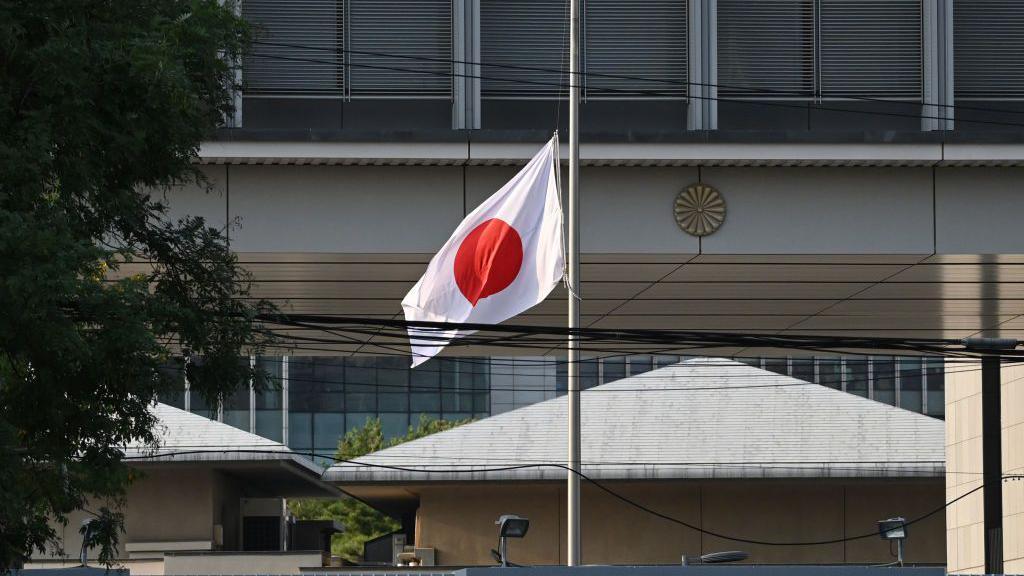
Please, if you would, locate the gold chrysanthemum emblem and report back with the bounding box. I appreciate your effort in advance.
[674,183,726,237]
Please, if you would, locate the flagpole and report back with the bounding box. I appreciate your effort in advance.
[566,0,582,565]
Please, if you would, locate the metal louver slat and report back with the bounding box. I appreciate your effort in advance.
[585,0,686,99]
[718,0,814,98]
[819,0,921,99]
[481,0,569,99]
[349,0,453,98]
[243,0,343,96]
[955,1,1024,99]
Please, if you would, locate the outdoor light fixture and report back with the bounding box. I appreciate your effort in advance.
[495,514,530,567]
[878,517,907,566]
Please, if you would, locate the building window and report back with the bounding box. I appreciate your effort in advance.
[717,0,922,130]
[844,358,869,397]
[898,357,924,413]
[255,357,283,442]
[873,356,896,406]
[925,358,945,417]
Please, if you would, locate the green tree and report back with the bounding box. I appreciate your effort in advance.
[0,0,268,569]
[292,416,471,563]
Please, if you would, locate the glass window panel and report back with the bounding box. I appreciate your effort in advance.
[160,386,186,410]
[255,356,283,392]
[734,356,761,368]
[764,358,788,376]
[473,391,490,413]
[413,412,441,424]
[345,392,375,412]
[926,358,945,417]
[817,358,842,389]
[313,413,344,451]
[899,357,923,413]
[581,359,599,389]
[289,357,343,412]
[439,358,459,391]
[873,357,896,406]
[288,412,312,450]
[411,360,440,390]
[654,355,679,369]
[792,358,814,382]
[380,413,410,441]
[602,357,626,383]
[377,356,408,391]
[472,359,490,390]
[158,360,187,408]
[845,358,869,397]
[346,413,375,433]
[222,376,250,432]
[444,412,472,422]
[411,392,441,412]
[628,355,653,376]
[345,357,376,391]
[255,410,283,442]
[379,392,408,412]
[556,358,567,392]
[189,391,217,420]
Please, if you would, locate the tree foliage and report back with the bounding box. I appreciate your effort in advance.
[0,0,268,569]
[291,416,472,563]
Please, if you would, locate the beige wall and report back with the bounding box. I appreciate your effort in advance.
[1002,362,1024,574]
[125,468,216,547]
[945,360,986,574]
[945,359,1024,574]
[413,479,944,566]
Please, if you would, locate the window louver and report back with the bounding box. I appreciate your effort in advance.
[348,0,453,98]
[955,0,1024,99]
[584,0,687,99]
[819,0,921,98]
[718,0,814,97]
[243,0,344,96]
[481,0,569,99]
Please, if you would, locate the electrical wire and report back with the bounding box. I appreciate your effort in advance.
[247,39,1024,119]
[118,447,1024,547]
[241,50,1024,130]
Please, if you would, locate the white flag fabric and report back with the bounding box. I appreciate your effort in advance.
[402,136,564,367]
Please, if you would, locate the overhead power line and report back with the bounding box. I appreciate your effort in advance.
[248,40,1024,118]
[243,42,1024,129]
[118,447,1024,547]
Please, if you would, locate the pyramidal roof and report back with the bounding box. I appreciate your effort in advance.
[123,403,320,476]
[324,358,944,483]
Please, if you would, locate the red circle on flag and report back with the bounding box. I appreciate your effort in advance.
[454,218,524,306]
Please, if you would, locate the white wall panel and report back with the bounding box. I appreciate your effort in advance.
[227,165,464,252]
[163,165,228,232]
[935,168,1024,254]
[700,167,934,254]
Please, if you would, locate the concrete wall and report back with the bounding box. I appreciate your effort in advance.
[167,165,1024,257]
[413,480,944,566]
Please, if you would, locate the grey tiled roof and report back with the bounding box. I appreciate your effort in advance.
[324,358,944,483]
[123,403,322,477]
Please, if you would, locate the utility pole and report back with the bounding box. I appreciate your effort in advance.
[566,0,582,566]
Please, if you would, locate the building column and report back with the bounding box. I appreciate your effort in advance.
[922,0,954,131]
[687,0,716,130]
[453,0,481,130]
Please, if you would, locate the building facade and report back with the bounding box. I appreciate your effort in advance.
[150,0,1024,570]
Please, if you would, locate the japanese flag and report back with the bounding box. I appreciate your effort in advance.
[402,136,564,367]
